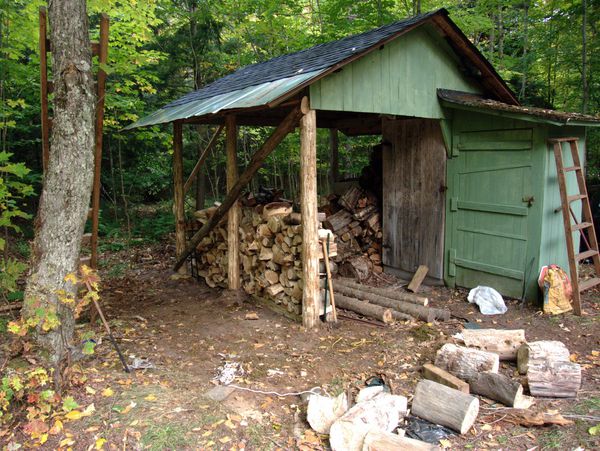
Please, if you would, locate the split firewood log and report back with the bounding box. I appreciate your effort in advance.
[527,360,581,398]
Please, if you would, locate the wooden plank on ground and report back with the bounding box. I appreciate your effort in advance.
[408,265,429,292]
[422,363,470,393]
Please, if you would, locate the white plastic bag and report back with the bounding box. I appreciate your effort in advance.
[467,286,507,315]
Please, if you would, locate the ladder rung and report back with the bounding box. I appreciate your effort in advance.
[79,256,92,267]
[564,166,581,172]
[549,137,580,143]
[576,249,599,261]
[567,194,587,203]
[579,277,600,292]
[571,222,593,231]
[87,208,94,219]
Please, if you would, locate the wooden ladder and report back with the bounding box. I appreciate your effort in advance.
[549,137,600,315]
[40,7,109,269]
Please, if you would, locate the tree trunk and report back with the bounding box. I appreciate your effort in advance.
[581,0,588,114]
[24,0,95,371]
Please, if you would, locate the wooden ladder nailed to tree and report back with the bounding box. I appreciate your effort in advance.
[549,137,600,315]
[39,7,109,269]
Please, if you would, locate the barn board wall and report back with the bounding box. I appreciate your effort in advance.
[539,127,585,274]
[382,118,447,279]
[309,25,482,119]
[445,111,547,301]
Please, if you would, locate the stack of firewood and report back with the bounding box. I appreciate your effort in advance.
[323,186,383,278]
[193,202,336,316]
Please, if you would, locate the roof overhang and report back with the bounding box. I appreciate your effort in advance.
[438,89,600,127]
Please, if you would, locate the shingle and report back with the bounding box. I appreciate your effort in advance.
[165,10,442,109]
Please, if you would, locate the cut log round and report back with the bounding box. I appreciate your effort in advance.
[527,360,581,398]
[333,281,448,322]
[469,372,524,407]
[517,341,570,375]
[462,329,526,361]
[335,278,428,306]
[362,430,441,451]
[411,379,479,434]
[434,343,499,382]
[335,294,394,324]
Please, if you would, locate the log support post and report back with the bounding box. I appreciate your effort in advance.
[173,122,187,273]
[300,102,320,328]
[226,115,240,290]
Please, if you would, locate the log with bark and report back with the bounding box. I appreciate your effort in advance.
[411,380,479,434]
[434,343,499,382]
[462,329,526,361]
[527,360,581,398]
[335,294,394,324]
[469,372,525,407]
[335,278,428,306]
[332,281,449,322]
[517,341,571,375]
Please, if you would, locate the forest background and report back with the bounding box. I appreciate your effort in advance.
[1,0,599,281]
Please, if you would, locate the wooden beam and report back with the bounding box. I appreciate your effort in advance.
[173,105,304,271]
[90,13,109,269]
[39,7,50,173]
[184,124,224,194]
[173,122,186,272]
[226,116,240,290]
[300,104,320,329]
[329,128,339,189]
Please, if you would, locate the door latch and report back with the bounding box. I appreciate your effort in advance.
[522,195,535,207]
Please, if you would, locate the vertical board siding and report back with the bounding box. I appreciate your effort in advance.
[539,129,585,272]
[382,118,447,279]
[310,26,481,118]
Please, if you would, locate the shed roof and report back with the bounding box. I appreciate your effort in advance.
[125,9,517,130]
[438,89,600,127]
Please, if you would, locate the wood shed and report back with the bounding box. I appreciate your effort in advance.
[126,8,600,325]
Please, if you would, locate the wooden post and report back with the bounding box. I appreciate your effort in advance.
[173,122,186,273]
[300,101,320,328]
[329,128,339,190]
[173,105,303,271]
[90,13,109,269]
[226,115,240,290]
[39,7,50,172]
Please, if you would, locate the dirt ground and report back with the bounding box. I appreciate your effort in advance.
[3,242,600,450]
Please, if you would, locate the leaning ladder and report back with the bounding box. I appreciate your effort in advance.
[549,137,600,315]
[39,7,109,269]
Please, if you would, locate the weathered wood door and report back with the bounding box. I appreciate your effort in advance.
[382,118,447,280]
[445,128,535,298]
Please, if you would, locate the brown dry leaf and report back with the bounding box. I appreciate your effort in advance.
[245,312,259,320]
[219,436,231,444]
[509,410,573,427]
[260,397,273,409]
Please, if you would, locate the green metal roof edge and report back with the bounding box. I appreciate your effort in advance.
[439,99,600,128]
[123,69,324,131]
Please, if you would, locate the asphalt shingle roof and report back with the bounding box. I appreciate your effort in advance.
[165,10,441,109]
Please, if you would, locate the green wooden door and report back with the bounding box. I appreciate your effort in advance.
[446,129,536,298]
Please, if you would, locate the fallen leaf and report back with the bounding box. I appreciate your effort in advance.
[39,433,48,445]
[59,437,75,447]
[120,401,137,415]
[144,394,157,401]
[219,436,231,444]
[590,425,600,436]
[85,386,97,395]
[95,437,107,450]
[49,419,63,435]
[101,388,114,397]
[245,312,259,320]
[65,410,83,421]
[439,439,452,449]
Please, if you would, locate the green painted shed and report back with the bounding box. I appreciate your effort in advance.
[128,8,600,312]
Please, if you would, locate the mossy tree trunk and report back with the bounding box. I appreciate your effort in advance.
[24,0,95,375]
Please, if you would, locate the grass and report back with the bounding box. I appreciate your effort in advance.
[106,262,129,279]
[538,429,565,449]
[328,376,345,396]
[142,423,190,451]
[572,396,600,414]
[246,422,274,450]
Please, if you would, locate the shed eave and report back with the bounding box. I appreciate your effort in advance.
[439,99,600,127]
[123,69,324,131]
